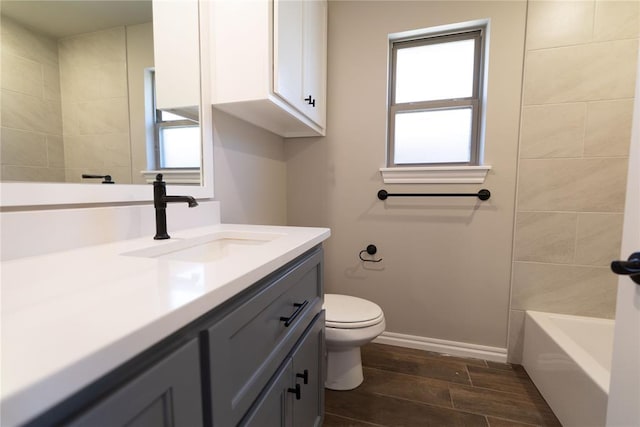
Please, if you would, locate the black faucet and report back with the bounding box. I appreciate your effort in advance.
[153,174,198,240]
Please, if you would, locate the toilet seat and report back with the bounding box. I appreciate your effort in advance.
[324,294,384,329]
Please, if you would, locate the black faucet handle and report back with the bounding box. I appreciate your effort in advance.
[155,173,164,183]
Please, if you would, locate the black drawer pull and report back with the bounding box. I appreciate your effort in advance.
[279,300,309,327]
[288,384,301,400]
[296,369,309,384]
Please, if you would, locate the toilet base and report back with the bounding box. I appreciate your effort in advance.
[325,347,363,390]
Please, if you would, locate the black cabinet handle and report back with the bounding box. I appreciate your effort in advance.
[611,252,640,285]
[296,369,309,385]
[288,384,301,400]
[304,96,316,107]
[279,300,309,327]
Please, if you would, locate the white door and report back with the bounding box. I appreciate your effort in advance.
[606,48,640,426]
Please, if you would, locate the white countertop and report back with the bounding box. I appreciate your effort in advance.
[0,224,330,426]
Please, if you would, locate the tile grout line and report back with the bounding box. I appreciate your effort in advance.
[324,410,386,427]
[361,368,550,423]
[364,388,460,413]
[447,385,557,426]
[363,358,548,400]
[364,349,490,368]
[362,364,474,387]
[357,374,554,421]
[465,363,474,387]
[449,385,457,410]
[355,345,561,425]
[487,414,546,427]
[362,387,548,427]
[363,389,507,423]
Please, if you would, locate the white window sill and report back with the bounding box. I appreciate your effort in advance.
[141,169,201,185]
[379,165,491,184]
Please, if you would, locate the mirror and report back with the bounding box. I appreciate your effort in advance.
[0,0,212,204]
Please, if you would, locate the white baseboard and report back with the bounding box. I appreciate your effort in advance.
[373,331,508,363]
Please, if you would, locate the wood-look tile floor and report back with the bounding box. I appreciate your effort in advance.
[324,343,561,427]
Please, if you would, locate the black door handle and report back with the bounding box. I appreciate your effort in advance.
[611,252,640,285]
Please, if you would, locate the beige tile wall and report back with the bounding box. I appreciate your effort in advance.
[58,27,133,184]
[1,16,65,182]
[508,0,639,362]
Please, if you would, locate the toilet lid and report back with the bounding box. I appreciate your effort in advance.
[323,294,384,329]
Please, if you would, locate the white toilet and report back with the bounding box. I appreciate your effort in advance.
[323,294,386,390]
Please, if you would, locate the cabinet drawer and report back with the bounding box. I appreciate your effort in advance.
[207,248,323,426]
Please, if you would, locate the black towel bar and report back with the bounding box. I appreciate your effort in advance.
[82,174,114,184]
[377,189,490,201]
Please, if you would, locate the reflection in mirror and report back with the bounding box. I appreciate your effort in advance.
[0,0,201,186]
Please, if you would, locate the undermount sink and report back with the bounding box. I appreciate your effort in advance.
[123,231,285,263]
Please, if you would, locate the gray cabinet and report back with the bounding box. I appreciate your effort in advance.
[241,360,293,427]
[27,247,324,427]
[207,247,324,426]
[67,338,203,427]
[291,313,324,427]
[240,313,324,427]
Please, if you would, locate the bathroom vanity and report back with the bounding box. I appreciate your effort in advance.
[0,224,330,426]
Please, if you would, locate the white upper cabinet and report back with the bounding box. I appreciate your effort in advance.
[210,0,327,137]
[301,0,327,126]
[273,0,304,115]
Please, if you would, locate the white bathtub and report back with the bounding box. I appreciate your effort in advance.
[522,311,614,427]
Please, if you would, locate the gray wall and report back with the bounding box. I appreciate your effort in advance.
[286,1,527,350]
[213,110,287,225]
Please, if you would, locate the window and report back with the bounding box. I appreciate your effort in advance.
[150,71,201,170]
[388,28,485,167]
[154,109,200,169]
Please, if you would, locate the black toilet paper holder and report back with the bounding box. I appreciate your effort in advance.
[359,244,383,263]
